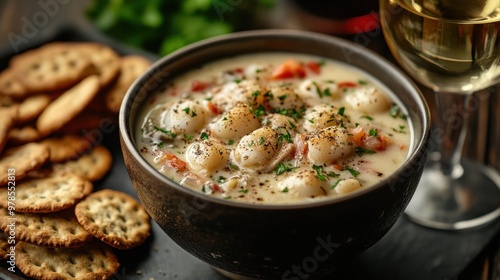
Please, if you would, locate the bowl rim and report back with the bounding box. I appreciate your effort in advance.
[119,29,431,210]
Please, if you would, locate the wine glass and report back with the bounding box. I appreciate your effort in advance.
[379,0,500,230]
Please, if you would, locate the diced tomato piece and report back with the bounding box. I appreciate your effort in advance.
[271,59,306,80]
[306,61,321,74]
[338,81,358,89]
[165,153,187,172]
[207,102,221,115]
[333,164,344,171]
[191,80,209,92]
[234,67,244,73]
[349,126,365,146]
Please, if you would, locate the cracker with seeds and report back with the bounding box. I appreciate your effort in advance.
[15,94,52,124]
[16,241,119,280]
[0,208,94,248]
[10,43,93,93]
[0,142,49,186]
[41,134,93,163]
[54,145,112,181]
[72,42,121,88]
[75,189,151,249]
[0,68,27,98]
[0,173,88,212]
[105,55,152,112]
[0,105,18,154]
[36,75,100,136]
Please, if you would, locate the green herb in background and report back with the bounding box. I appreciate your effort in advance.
[87,0,274,56]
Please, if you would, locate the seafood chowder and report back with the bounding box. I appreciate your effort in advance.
[136,53,412,204]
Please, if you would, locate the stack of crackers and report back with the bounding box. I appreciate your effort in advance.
[0,42,153,279]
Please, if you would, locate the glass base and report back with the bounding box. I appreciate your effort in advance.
[405,159,500,230]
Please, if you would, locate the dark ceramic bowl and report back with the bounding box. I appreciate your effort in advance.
[119,30,431,279]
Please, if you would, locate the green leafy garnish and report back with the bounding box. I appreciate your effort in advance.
[275,163,295,175]
[259,136,266,145]
[183,134,194,141]
[390,105,407,120]
[331,179,342,189]
[182,107,190,114]
[344,166,361,177]
[369,129,378,137]
[154,126,177,138]
[217,176,226,183]
[355,147,377,156]
[156,141,165,148]
[281,187,289,193]
[253,104,266,117]
[239,189,249,194]
[200,132,209,140]
[361,115,374,121]
[228,139,235,145]
[312,165,327,181]
[337,106,345,116]
[278,130,293,144]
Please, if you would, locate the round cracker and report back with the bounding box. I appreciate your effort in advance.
[10,43,93,93]
[105,55,152,112]
[41,134,93,163]
[0,208,94,248]
[36,75,100,136]
[16,241,119,280]
[54,145,112,181]
[0,173,87,213]
[0,68,27,98]
[75,189,151,249]
[72,42,121,88]
[0,142,49,186]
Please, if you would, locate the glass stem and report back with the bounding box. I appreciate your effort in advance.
[434,91,471,178]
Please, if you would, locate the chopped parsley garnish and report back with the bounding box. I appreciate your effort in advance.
[191,110,197,117]
[312,165,327,181]
[281,187,289,193]
[331,179,342,189]
[217,176,227,183]
[313,82,323,98]
[183,134,194,141]
[358,79,368,85]
[275,163,295,175]
[390,105,408,120]
[278,130,293,144]
[239,189,249,194]
[228,139,235,145]
[361,115,374,121]
[251,90,261,98]
[201,185,206,193]
[153,126,177,138]
[263,91,273,101]
[337,106,345,116]
[156,141,165,148]
[234,79,242,83]
[259,136,266,145]
[328,171,340,178]
[253,104,266,117]
[182,107,190,114]
[323,88,332,97]
[308,119,315,123]
[392,125,407,134]
[288,120,296,129]
[201,132,209,140]
[344,166,361,177]
[355,147,377,156]
[278,94,288,101]
[228,162,239,170]
[205,97,213,101]
[369,129,378,137]
[224,196,232,200]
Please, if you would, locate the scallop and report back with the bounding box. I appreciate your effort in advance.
[345,86,390,113]
[211,103,261,140]
[186,139,229,176]
[211,80,267,112]
[334,179,362,194]
[298,79,339,106]
[267,86,305,113]
[302,104,349,133]
[307,126,354,164]
[262,114,297,131]
[233,127,281,171]
[278,170,327,198]
[161,99,207,135]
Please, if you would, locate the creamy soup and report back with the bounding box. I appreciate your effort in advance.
[135,53,412,204]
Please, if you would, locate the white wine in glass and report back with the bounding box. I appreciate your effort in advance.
[380,0,500,229]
